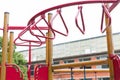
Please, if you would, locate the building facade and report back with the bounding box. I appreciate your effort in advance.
[19,32,120,80]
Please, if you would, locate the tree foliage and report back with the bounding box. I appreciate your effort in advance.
[0,37,2,50]
[13,52,28,80]
[0,36,27,80]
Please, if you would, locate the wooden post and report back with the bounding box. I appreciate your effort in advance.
[46,13,53,80]
[105,4,114,80]
[8,32,14,63]
[0,12,9,80]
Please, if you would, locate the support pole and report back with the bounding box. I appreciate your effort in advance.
[0,12,9,80]
[70,68,74,80]
[46,13,53,80]
[8,32,14,63]
[84,66,86,80]
[46,33,49,64]
[28,42,31,80]
[105,4,114,80]
[29,42,31,65]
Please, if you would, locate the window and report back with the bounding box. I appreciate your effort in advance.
[80,66,91,69]
[80,78,92,80]
[79,57,91,62]
[102,64,109,68]
[53,61,60,65]
[79,57,91,69]
[96,55,107,60]
[27,64,34,75]
[64,59,74,63]
[96,56,108,69]
[98,77,110,80]
[30,64,34,75]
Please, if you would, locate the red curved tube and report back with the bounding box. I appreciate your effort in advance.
[6,64,24,80]
[101,4,111,33]
[14,26,44,46]
[75,6,85,34]
[51,9,69,36]
[29,15,56,39]
[14,37,44,46]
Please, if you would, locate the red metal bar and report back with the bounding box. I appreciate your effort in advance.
[109,0,120,12]
[14,40,45,46]
[8,26,48,30]
[0,28,3,30]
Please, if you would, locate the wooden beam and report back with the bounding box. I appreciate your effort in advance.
[52,59,108,69]
[54,69,109,73]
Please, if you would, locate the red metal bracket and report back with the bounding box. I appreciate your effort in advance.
[110,54,120,80]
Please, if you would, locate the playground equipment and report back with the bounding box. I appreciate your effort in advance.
[110,54,120,80]
[0,12,24,80]
[0,64,23,80]
[0,0,120,80]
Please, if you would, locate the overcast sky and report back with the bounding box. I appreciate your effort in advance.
[0,0,120,51]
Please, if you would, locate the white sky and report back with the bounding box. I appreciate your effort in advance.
[0,0,120,51]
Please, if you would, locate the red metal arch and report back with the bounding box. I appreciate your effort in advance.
[26,0,120,36]
[14,0,120,47]
[28,0,119,24]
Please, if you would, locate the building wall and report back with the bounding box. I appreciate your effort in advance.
[30,53,111,80]
[19,32,120,80]
[20,32,120,62]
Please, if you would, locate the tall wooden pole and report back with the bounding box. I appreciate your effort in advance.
[0,12,9,80]
[105,4,114,80]
[46,13,53,80]
[8,32,14,63]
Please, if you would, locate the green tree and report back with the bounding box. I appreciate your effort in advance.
[0,37,2,50]
[13,52,28,80]
[0,36,27,80]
